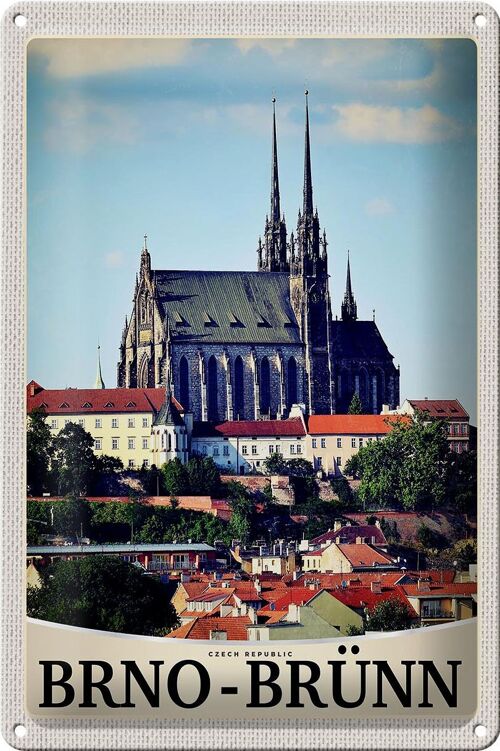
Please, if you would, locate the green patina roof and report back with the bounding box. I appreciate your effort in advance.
[154,270,301,345]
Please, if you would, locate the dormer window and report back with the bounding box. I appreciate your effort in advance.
[126,401,136,408]
[104,402,114,408]
[256,314,271,328]
[203,312,218,327]
[82,402,92,408]
[59,402,70,409]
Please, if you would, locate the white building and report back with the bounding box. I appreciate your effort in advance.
[191,411,307,475]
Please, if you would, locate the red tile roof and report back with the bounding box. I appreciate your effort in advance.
[193,417,305,438]
[407,399,469,419]
[311,525,387,547]
[166,616,251,640]
[26,382,183,415]
[266,587,319,610]
[307,414,410,435]
[330,586,417,617]
[401,582,477,597]
[291,571,406,588]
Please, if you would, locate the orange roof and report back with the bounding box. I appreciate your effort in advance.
[338,543,396,568]
[261,611,288,624]
[307,414,410,435]
[166,616,251,640]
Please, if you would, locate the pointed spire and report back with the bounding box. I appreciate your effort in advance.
[303,90,313,217]
[94,344,105,389]
[341,251,358,322]
[270,97,281,223]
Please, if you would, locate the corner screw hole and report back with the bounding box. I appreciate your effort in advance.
[474,13,487,27]
[14,14,27,27]
[474,725,487,738]
[14,725,26,738]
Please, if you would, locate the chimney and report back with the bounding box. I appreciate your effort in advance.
[371,536,376,544]
[417,579,431,592]
[381,404,389,414]
[287,603,300,622]
[375,520,381,529]
[254,579,261,594]
[292,570,298,581]
[29,382,36,397]
[355,536,363,545]
[248,606,257,624]
[333,520,342,532]
[371,581,381,594]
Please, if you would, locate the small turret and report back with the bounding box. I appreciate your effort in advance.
[341,251,358,322]
[94,344,105,389]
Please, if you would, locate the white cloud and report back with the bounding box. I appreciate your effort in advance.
[29,38,192,78]
[365,198,394,216]
[332,103,462,144]
[235,39,297,56]
[104,251,125,269]
[44,98,139,152]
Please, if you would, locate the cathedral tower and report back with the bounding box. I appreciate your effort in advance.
[290,91,334,414]
[258,99,288,272]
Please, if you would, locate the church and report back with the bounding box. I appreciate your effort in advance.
[117,94,400,422]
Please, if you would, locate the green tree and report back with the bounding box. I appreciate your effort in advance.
[52,423,97,496]
[445,449,477,514]
[186,456,222,495]
[27,408,54,495]
[348,392,363,414]
[449,538,477,570]
[27,556,178,635]
[366,597,414,632]
[263,452,288,475]
[228,509,251,544]
[416,523,446,550]
[52,497,92,539]
[161,459,190,495]
[344,414,450,510]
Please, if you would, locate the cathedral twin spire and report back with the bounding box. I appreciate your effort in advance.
[258,98,288,272]
[258,91,328,276]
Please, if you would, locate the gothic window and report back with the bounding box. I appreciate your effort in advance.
[207,355,219,422]
[260,357,271,415]
[179,356,190,410]
[234,356,245,419]
[138,356,149,388]
[287,357,298,408]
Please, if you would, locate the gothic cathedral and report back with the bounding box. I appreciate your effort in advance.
[117,94,400,422]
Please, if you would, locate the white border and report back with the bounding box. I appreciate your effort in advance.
[1,2,498,749]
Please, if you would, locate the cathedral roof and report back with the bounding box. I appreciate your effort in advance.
[192,417,306,438]
[331,320,394,361]
[154,270,300,345]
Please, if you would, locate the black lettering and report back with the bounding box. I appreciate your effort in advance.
[329,660,369,708]
[286,661,327,708]
[246,661,282,707]
[167,660,210,709]
[39,661,75,708]
[121,661,162,708]
[79,661,122,708]
[372,660,415,707]
[418,661,461,708]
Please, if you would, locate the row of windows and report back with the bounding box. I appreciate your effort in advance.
[199,443,302,457]
[447,423,469,436]
[311,436,376,449]
[94,437,149,451]
[450,441,469,453]
[50,416,150,430]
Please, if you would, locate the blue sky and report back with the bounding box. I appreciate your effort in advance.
[27,38,477,420]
